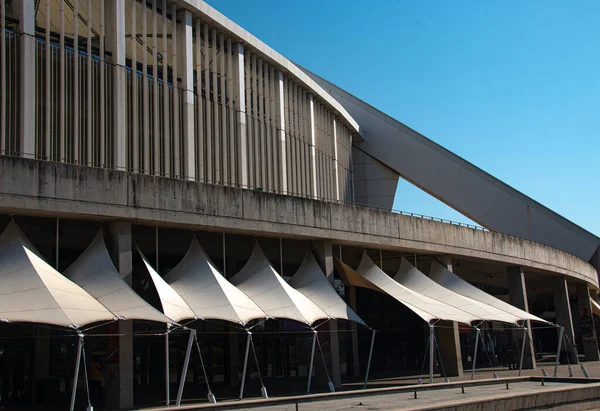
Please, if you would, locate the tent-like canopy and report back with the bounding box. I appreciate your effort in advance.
[288,252,366,326]
[64,232,173,324]
[591,299,600,318]
[230,244,329,325]
[428,260,548,323]
[138,248,197,322]
[164,238,267,326]
[348,253,479,324]
[394,257,521,324]
[0,222,115,328]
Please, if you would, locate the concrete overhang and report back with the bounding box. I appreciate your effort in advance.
[0,156,596,288]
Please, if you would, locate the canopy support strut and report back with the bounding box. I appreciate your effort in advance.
[363,329,376,389]
[165,333,170,406]
[239,331,251,400]
[471,328,480,380]
[176,329,195,406]
[69,334,85,411]
[518,327,528,376]
[554,326,565,377]
[429,324,435,384]
[306,330,317,394]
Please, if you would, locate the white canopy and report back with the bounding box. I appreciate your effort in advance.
[288,252,366,326]
[64,232,173,324]
[394,257,521,325]
[138,248,197,322]
[164,238,267,325]
[591,298,600,318]
[428,260,548,324]
[355,253,478,325]
[230,244,329,325]
[0,222,115,329]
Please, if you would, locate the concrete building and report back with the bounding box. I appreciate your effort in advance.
[0,0,599,409]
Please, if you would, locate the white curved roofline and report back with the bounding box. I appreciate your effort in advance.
[179,0,360,135]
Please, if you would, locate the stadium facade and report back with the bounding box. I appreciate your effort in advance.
[0,0,599,409]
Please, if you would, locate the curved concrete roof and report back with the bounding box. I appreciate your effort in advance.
[177,0,360,135]
[301,68,600,266]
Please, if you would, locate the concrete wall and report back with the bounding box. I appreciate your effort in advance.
[352,147,399,210]
[0,156,596,287]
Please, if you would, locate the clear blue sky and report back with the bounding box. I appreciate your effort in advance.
[205,0,600,236]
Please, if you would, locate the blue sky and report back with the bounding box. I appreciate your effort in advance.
[205,1,600,236]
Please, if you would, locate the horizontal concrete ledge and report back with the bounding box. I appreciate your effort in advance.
[140,377,600,411]
[0,156,596,287]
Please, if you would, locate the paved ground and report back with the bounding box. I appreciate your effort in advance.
[257,381,573,411]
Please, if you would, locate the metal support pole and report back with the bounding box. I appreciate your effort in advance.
[56,218,60,269]
[176,330,195,406]
[239,331,251,400]
[554,326,564,377]
[306,331,317,394]
[471,328,480,380]
[69,335,84,411]
[222,233,226,277]
[429,325,435,384]
[165,333,170,406]
[518,327,527,376]
[363,329,376,389]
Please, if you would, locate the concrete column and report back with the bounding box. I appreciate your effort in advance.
[275,71,287,194]
[347,286,360,377]
[308,94,318,198]
[107,221,134,409]
[553,276,577,363]
[232,43,248,187]
[506,266,536,369]
[435,256,463,377]
[311,241,341,388]
[332,118,340,202]
[177,9,195,180]
[575,283,600,361]
[11,0,35,158]
[105,0,127,170]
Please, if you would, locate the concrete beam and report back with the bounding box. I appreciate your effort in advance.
[311,240,342,388]
[506,266,536,369]
[107,221,133,409]
[575,283,600,361]
[12,0,35,158]
[553,277,577,364]
[177,9,195,180]
[435,256,463,378]
[105,0,127,170]
[232,43,248,187]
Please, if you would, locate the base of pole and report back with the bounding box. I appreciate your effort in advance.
[328,380,335,392]
[581,365,590,378]
[207,392,217,404]
[86,406,94,411]
[493,373,498,379]
[542,368,548,377]
[261,385,269,399]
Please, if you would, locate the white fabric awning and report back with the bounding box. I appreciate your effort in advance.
[64,232,173,324]
[428,261,548,324]
[230,244,329,325]
[0,222,115,329]
[138,247,197,322]
[164,238,267,325]
[288,252,366,326]
[394,257,521,324]
[355,253,478,324]
[591,298,600,317]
